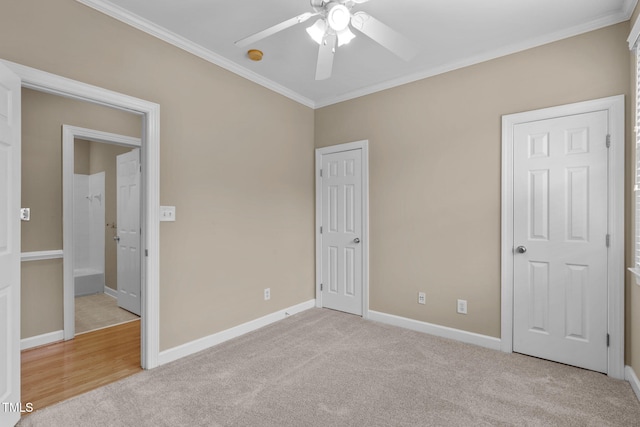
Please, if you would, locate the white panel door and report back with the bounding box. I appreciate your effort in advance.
[0,63,21,427]
[321,149,363,315]
[513,110,608,373]
[116,149,141,316]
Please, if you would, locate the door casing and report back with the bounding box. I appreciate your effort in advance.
[501,95,625,379]
[3,59,161,370]
[315,140,370,318]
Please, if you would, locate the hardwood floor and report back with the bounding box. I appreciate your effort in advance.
[21,320,142,412]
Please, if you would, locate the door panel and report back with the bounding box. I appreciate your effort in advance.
[513,111,608,373]
[321,149,363,315]
[0,62,21,427]
[116,149,141,316]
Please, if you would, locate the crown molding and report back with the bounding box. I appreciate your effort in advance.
[623,0,639,19]
[77,0,633,110]
[75,0,316,108]
[315,10,632,108]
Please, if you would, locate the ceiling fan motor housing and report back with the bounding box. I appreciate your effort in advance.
[236,0,414,80]
[327,3,351,32]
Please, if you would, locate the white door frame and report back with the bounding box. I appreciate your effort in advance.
[3,59,161,369]
[315,140,370,318]
[62,126,142,339]
[501,95,625,379]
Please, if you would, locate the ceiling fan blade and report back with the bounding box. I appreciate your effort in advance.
[235,12,317,47]
[351,12,418,61]
[316,34,337,80]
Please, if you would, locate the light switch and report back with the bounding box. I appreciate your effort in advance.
[160,206,176,222]
[20,208,30,221]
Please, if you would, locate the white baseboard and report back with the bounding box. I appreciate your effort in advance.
[625,365,640,402]
[368,310,502,351]
[21,330,64,351]
[104,286,118,298]
[158,299,316,366]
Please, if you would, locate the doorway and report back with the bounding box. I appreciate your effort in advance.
[1,59,160,424]
[500,96,624,378]
[315,140,370,317]
[62,126,142,339]
[2,58,162,369]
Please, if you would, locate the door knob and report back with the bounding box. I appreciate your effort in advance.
[113,235,120,242]
[353,238,361,244]
[516,245,527,254]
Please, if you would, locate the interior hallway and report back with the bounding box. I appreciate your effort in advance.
[21,320,141,412]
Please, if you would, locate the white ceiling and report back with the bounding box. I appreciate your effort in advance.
[78,0,636,108]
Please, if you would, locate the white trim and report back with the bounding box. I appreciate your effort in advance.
[624,0,639,19]
[76,1,631,109]
[368,310,501,351]
[626,365,640,402]
[501,95,625,380]
[74,0,314,109]
[20,250,63,262]
[21,330,64,351]
[629,6,640,50]
[2,58,161,370]
[63,126,141,147]
[315,140,370,319]
[104,286,118,298]
[158,299,316,366]
[62,126,142,341]
[315,13,633,108]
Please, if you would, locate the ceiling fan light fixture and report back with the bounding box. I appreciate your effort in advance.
[327,4,350,32]
[337,27,355,46]
[306,19,327,45]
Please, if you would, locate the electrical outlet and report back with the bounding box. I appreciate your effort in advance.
[264,288,271,301]
[418,292,426,305]
[457,299,467,314]
[20,208,31,221]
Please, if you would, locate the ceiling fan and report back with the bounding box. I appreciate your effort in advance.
[235,0,418,80]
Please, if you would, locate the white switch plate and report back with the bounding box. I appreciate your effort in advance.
[160,206,176,222]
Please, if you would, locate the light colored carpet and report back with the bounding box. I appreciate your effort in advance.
[19,308,640,426]
[75,293,139,334]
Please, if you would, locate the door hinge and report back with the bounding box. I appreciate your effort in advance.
[606,234,610,247]
[319,169,323,177]
[607,333,610,347]
[140,164,142,172]
[320,283,323,291]
[145,249,148,257]
[320,226,323,234]
[606,134,611,148]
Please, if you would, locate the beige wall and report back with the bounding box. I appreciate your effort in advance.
[21,89,141,339]
[74,139,90,174]
[4,0,315,349]
[316,23,632,339]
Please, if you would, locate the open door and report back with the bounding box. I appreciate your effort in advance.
[0,63,22,426]
[116,148,141,316]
